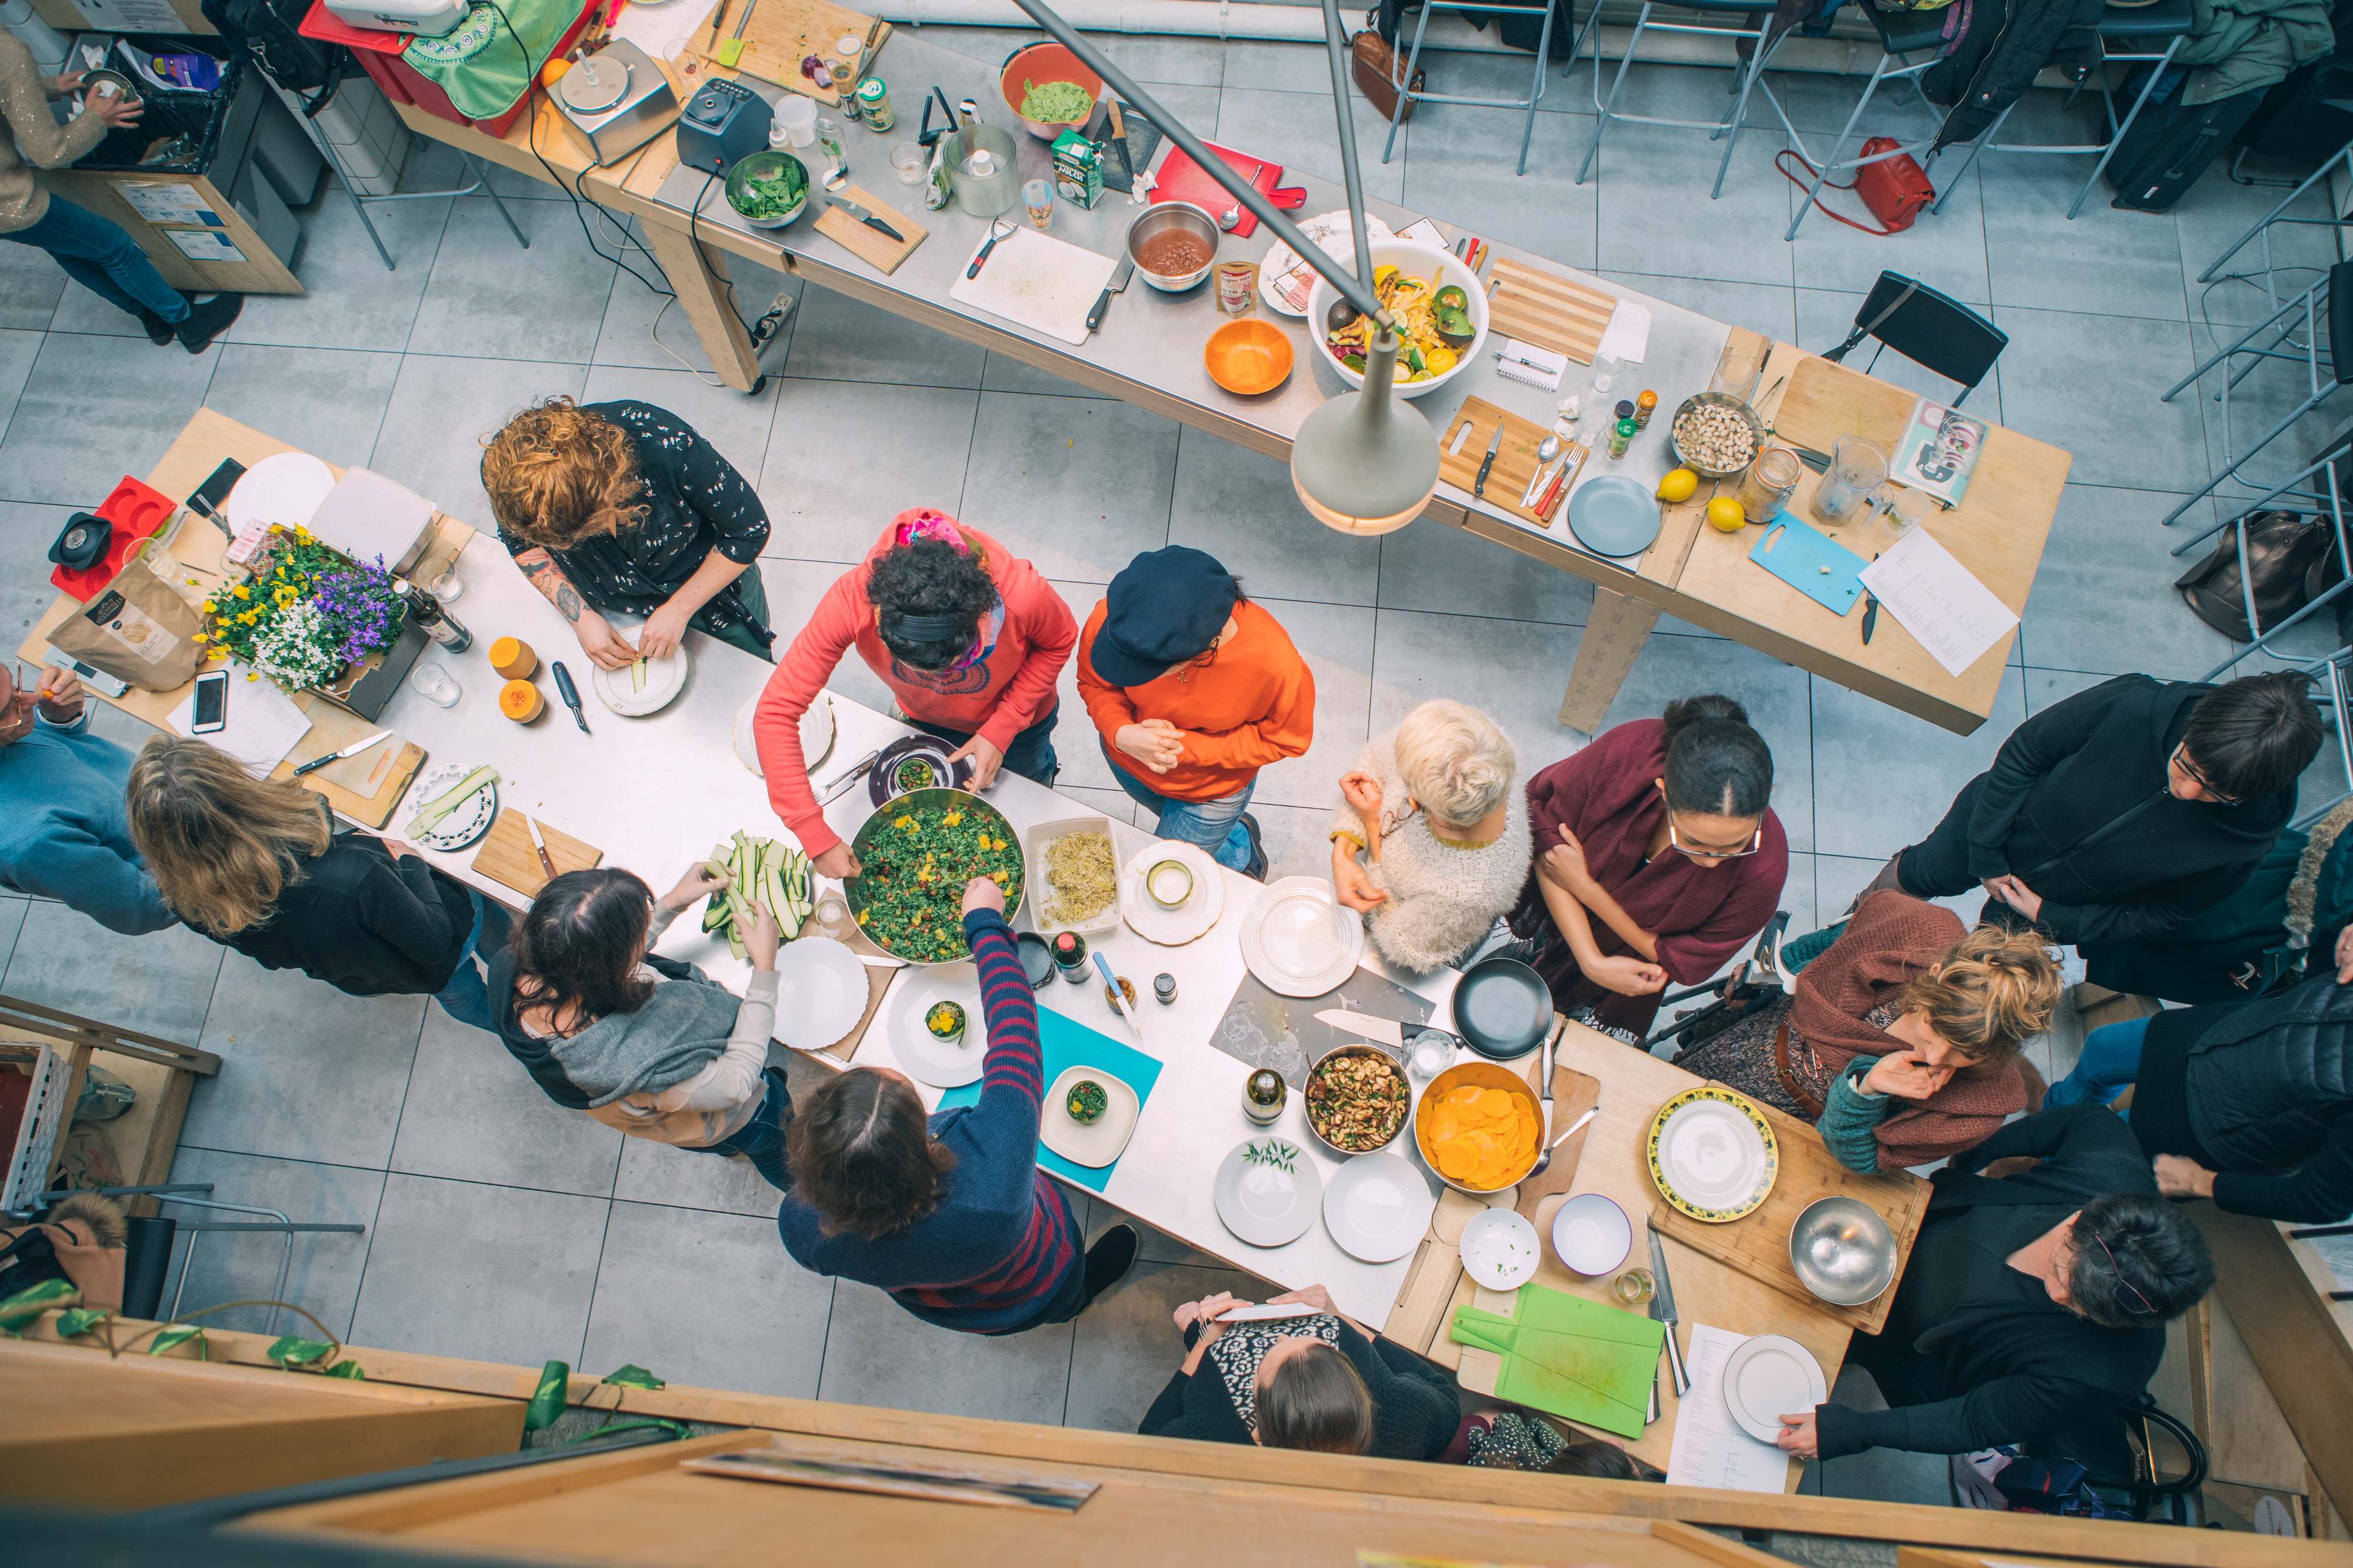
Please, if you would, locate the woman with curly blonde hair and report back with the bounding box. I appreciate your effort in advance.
[481,397,773,665]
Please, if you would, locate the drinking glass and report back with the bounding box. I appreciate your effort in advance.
[1406,1029,1454,1082]
[1612,1267,1655,1307]
[407,660,461,708]
[813,891,855,942]
[425,562,464,603]
[1589,353,1622,395]
[1882,485,1935,536]
[1712,344,1761,401]
[1811,435,1888,526]
[891,141,926,184]
[1022,178,1054,231]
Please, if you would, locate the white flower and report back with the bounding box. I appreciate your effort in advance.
[249,601,342,692]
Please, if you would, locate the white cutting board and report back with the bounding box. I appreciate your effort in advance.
[948,226,1118,347]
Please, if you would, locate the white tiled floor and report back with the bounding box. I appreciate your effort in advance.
[4,31,2348,1502]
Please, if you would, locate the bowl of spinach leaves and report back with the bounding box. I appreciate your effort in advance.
[726,151,809,229]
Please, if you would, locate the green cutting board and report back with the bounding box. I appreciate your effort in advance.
[1450,1287,1665,1438]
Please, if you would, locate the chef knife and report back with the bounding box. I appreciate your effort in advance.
[291,729,392,778]
[1861,551,1882,645]
[1312,1010,1457,1053]
[1648,1225,1691,1397]
[1086,254,1135,335]
[1528,1015,1561,1174]
[830,193,904,242]
[1472,425,1503,498]
[551,661,590,735]
[819,748,881,805]
[524,812,558,881]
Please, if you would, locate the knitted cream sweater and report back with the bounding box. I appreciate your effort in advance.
[1329,733,1534,974]
[0,33,105,232]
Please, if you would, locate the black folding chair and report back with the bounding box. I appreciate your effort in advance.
[1821,271,2007,407]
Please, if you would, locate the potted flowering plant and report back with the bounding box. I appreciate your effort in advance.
[197,524,426,717]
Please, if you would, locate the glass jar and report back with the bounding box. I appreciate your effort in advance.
[1243,1069,1287,1125]
[1735,446,1803,523]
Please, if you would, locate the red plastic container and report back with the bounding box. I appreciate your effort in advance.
[301,0,598,140]
[49,476,178,602]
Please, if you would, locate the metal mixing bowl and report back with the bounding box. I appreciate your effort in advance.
[1668,391,1767,480]
[1415,1060,1544,1195]
[1788,1195,1898,1306]
[1126,201,1219,292]
[1302,1042,1412,1158]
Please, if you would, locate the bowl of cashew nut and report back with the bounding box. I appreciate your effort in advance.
[1669,392,1766,480]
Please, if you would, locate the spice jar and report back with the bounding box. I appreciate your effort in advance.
[1243,1069,1287,1126]
[1735,446,1803,523]
[1634,389,1658,429]
[1606,418,1636,461]
[1153,973,1177,1005]
[1613,399,1635,427]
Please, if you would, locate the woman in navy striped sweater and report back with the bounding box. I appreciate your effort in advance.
[777,875,1138,1333]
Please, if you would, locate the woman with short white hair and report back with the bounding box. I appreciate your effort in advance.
[1329,700,1534,973]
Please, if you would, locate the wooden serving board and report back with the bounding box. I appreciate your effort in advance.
[726,0,884,102]
[1769,353,1911,456]
[1513,1060,1602,1225]
[269,701,424,831]
[812,186,926,275]
[1647,1090,1932,1336]
[469,809,604,899]
[1486,258,1618,366]
[1438,398,1585,529]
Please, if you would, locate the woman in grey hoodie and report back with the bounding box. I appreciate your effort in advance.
[486,865,790,1192]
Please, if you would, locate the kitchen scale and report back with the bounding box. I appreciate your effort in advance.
[552,40,679,168]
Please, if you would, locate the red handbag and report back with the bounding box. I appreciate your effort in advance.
[1777,139,1935,235]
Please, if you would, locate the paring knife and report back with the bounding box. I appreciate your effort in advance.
[524,812,558,881]
[1861,551,1882,645]
[1086,253,1135,335]
[1528,1015,1561,1173]
[1472,425,1503,498]
[1648,1226,1691,1397]
[551,661,590,735]
[819,748,881,805]
[831,193,903,242]
[291,729,391,778]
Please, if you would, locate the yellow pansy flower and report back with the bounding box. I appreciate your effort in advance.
[233,585,250,600]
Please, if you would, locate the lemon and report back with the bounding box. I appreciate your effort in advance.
[1655,467,1700,504]
[1706,497,1747,533]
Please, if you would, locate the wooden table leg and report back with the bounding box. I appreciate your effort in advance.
[635,221,764,393]
[1559,587,1660,732]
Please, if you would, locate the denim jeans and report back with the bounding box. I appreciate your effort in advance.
[702,1066,794,1193]
[908,702,1061,788]
[2045,1013,2149,1112]
[431,892,513,1033]
[4,196,189,323]
[1101,743,1260,873]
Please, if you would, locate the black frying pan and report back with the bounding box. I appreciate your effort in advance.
[1449,955,1553,1060]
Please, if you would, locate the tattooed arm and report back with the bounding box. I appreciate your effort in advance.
[513,548,634,671]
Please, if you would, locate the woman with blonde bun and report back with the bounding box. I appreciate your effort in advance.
[1675,889,2061,1173]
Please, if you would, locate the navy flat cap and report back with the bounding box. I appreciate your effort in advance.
[1086,546,1239,688]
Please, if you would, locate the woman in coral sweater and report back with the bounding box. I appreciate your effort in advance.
[1075,547,1314,879]
[754,510,1075,879]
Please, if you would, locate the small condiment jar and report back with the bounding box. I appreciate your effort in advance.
[1634,389,1658,429]
[1613,398,1635,427]
[1606,418,1637,461]
[1153,972,1177,1005]
[1242,1069,1287,1126]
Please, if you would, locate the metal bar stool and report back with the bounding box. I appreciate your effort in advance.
[1775,4,1949,242]
[2159,260,2350,524]
[2196,132,2353,310]
[45,1182,366,1336]
[2168,426,2353,680]
[1926,0,2195,221]
[1379,0,1558,175]
[288,93,531,271]
[1567,0,1782,196]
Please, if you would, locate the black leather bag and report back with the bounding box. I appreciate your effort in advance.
[2174,510,2334,642]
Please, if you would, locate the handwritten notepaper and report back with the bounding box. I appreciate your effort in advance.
[1665,1325,1790,1494]
[1858,526,2019,677]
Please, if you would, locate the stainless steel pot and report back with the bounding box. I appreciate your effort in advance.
[1125,201,1218,292]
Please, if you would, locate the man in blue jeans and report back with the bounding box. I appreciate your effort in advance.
[1,42,242,351]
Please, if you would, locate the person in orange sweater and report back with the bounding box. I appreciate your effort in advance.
[754,510,1075,879]
[1075,547,1314,880]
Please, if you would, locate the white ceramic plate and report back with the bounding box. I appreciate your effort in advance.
[406,762,496,852]
[1041,1065,1139,1169]
[1238,876,1364,998]
[1258,210,1392,316]
[1459,1206,1542,1290]
[1321,1152,1436,1263]
[884,963,985,1087]
[1719,1333,1827,1445]
[1213,1136,1322,1249]
[1118,840,1224,946]
[770,936,868,1049]
[1549,1192,1632,1276]
[224,451,335,539]
[1657,1096,1775,1212]
[733,692,833,776]
[591,628,688,718]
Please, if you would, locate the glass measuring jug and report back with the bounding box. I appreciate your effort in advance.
[1810,436,1887,526]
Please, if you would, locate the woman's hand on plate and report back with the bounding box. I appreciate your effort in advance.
[948,733,1005,791]
[1774,1411,1819,1459]
[573,609,636,671]
[636,600,693,661]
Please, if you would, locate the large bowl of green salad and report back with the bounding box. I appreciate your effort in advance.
[845,788,1027,964]
[725,151,809,229]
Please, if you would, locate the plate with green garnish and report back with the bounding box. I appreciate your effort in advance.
[1042,1066,1138,1167]
[1214,1136,1321,1248]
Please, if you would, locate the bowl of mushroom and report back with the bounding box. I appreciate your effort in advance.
[1669,392,1766,481]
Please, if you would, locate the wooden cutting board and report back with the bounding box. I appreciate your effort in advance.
[1486,258,1618,366]
[1513,1060,1603,1224]
[269,700,424,831]
[725,0,884,102]
[1769,354,1911,456]
[1647,1090,1932,1336]
[469,809,604,899]
[1438,398,1586,528]
[812,185,926,275]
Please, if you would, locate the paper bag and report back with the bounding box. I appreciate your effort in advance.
[48,553,204,690]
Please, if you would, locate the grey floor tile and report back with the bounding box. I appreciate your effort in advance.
[1081,1193,1232,1272]
[1402,48,1582,116]
[181,952,426,1169]
[982,349,1114,400]
[582,363,779,485]
[955,391,1177,582]
[0,499,76,648]
[371,353,588,531]
[1793,288,1998,422]
[1814,850,1980,926]
[2172,166,2342,329]
[1374,513,1595,626]
[225,195,453,353]
[47,273,145,336]
[1064,1259,1263,1433]
[1094,33,1231,88]
[1168,426,1381,606]
[0,328,36,448]
[581,1201,833,1397]
[0,331,218,505]
[389,1006,622,1197]
[1979,155,2187,325]
[2020,666,2109,715]
[0,241,65,331]
[1250,598,1375,809]
[409,198,617,363]
[759,379,981,564]
[1990,305,2205,493]
[1595,126,1793,288]
[1789,163,1991,308]
[159,1147,385,1339]
[0,896,26,978]
[2,899,223,1042]
[348,1173,608,1366]
[594,241,798,375]
[1808,665,2026,861]
[2018,483,2235,680]
[816,1278,1075,1423]
[612,1124,790,1218]
[1060,784,1139,826]
[784,286,985,389]
[1406,108,1600,268]
[1601,271,1797,346]
[1368,606,1585,769]
[1249,799,1341,882]
[1219,41,1340,95]
[1217,87,1406,206]
[201,344,400,471]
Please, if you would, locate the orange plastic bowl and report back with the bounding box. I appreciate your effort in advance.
[1204,318,1294,396]
[1000,41,1102,139]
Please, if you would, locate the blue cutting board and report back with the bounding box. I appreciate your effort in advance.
[1748,516,1867,613]
[938,1006,1163,1193]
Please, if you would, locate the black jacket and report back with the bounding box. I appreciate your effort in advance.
[1138,1318,1462,1460]
[1921,0,2105,149]
[1960,674,2291,945]
[2140,976,2353,1223]
[1815,1107,2170,1462]
[223,832,476,997]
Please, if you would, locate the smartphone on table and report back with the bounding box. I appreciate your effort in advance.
[191,669,229,734]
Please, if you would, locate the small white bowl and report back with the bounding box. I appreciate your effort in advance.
[1549,1192,1632,1276]
[1459,1207,1542,1291]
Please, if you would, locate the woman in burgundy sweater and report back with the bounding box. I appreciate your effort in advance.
[1507,696,1788,1042]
